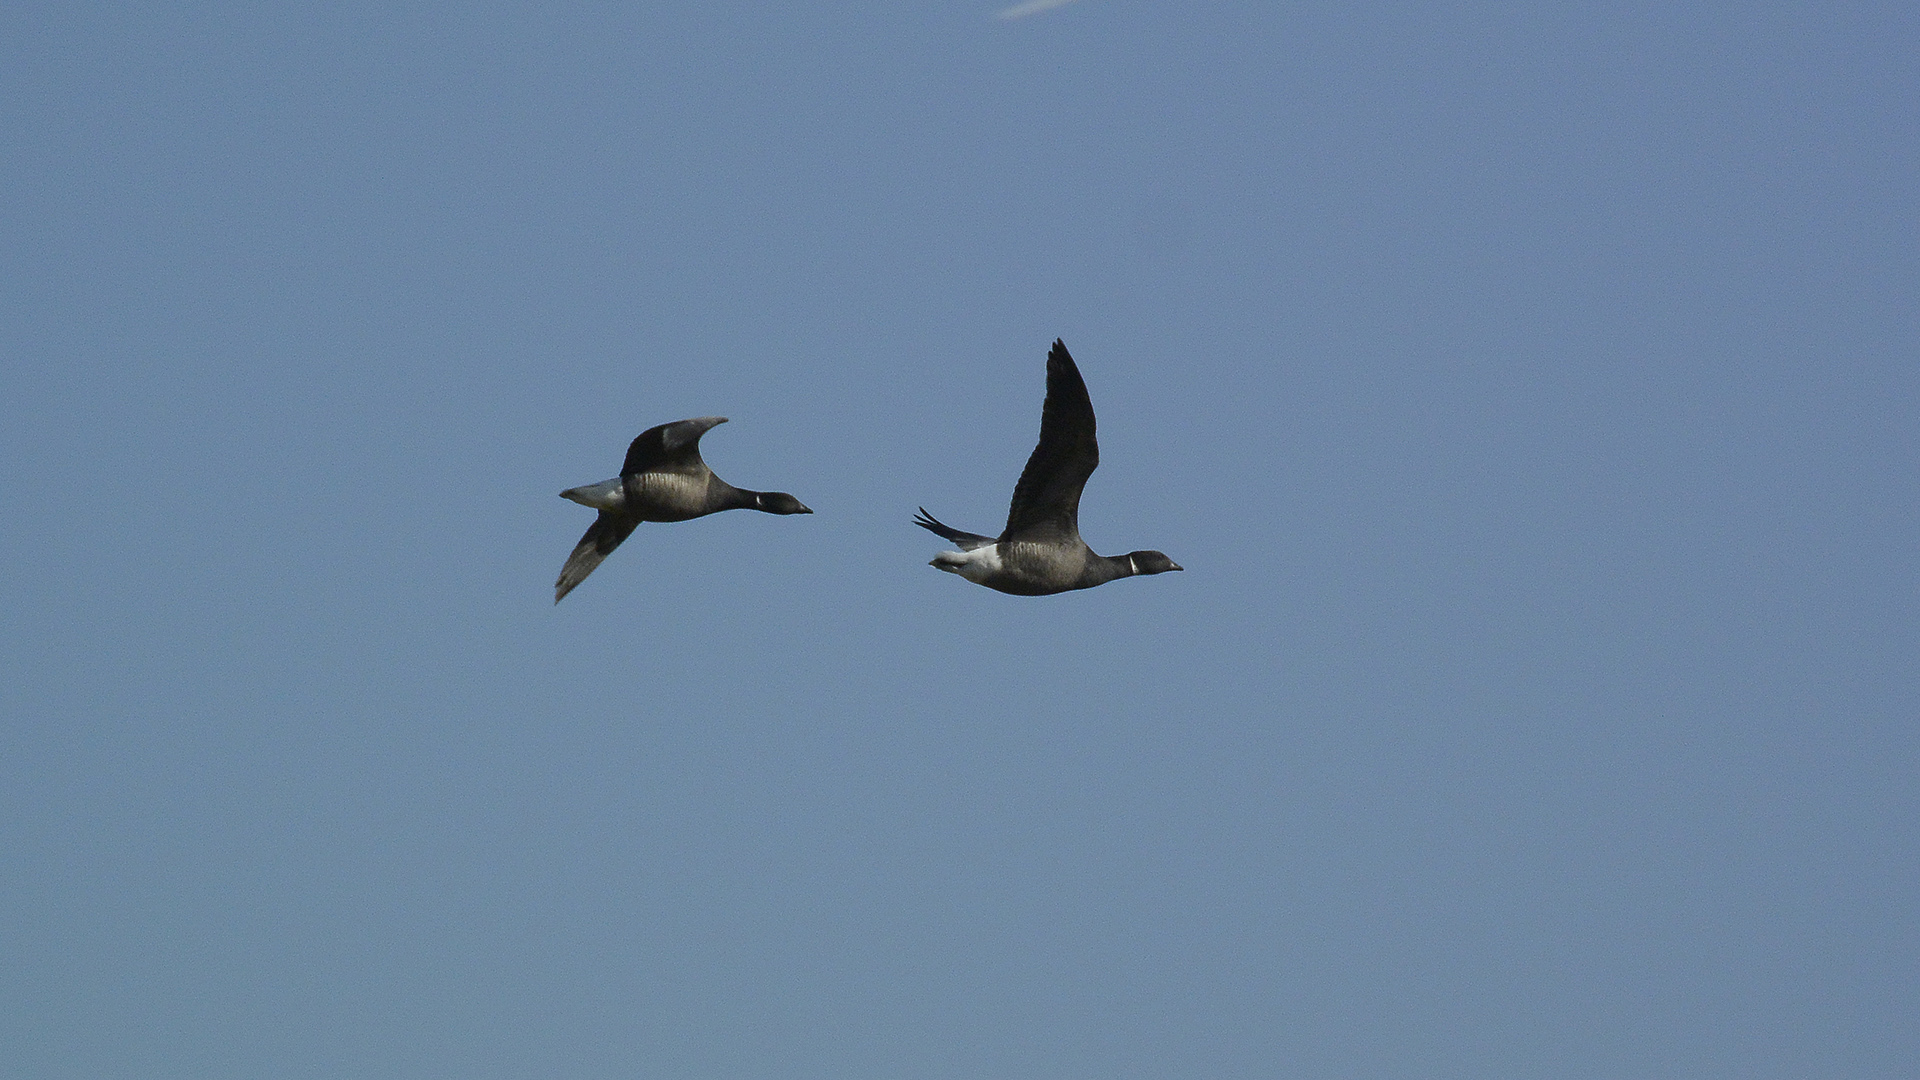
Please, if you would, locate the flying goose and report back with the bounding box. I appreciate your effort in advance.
[555,417,812,602]
[915,340,1181,595]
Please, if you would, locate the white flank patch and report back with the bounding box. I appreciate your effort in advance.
[935,545,1005,584]
[561,478,626,511]
[953,545,1004,584]
[996,0,1082,20]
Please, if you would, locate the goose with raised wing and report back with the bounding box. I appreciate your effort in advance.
[915,340,1181,595]
[555,417,812,602]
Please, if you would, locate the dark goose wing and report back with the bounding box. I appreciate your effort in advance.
[914,507,996,551]
[1001,340,1098,543]
[554,512,640,603]
[622,416,728,477]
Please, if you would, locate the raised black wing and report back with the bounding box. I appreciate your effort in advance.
[621,416,728,477]
[1001,340,1098,543]
[554,512,640,603]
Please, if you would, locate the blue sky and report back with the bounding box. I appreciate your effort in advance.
[3,3,1915,1077]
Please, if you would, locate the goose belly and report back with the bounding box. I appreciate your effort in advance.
[629,471,712,521]
[932,541,1091,595]
[1000,541,1091,591]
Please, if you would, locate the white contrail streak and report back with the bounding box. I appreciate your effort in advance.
[996,0,1084,19]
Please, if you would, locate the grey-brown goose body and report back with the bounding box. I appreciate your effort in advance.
[914,340,1181,596]
[554,416,812,602]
